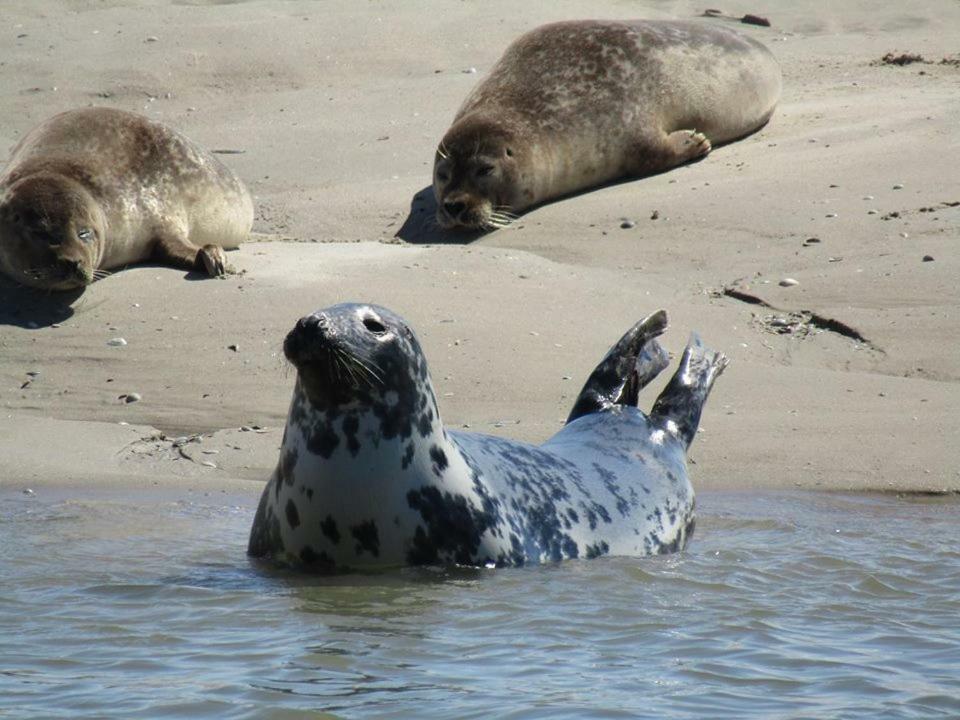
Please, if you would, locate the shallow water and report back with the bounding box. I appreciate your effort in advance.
[2,487,958,719]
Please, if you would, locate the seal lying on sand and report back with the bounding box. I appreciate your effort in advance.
[433,19,781,230]
[248,303,727,570]
[0,107,253,290]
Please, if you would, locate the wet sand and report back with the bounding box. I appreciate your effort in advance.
[1,1,957,494]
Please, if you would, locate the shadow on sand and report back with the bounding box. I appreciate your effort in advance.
[393,185,488,245]
[0,275,84,328]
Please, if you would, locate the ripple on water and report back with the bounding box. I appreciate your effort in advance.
[1,490,959,719]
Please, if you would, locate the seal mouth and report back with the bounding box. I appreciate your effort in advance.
[436,200,516,231]
[21,259,94,290]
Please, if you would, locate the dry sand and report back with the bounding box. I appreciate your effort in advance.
[1,1,957,498]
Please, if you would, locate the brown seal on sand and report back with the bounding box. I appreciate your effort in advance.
[0,107,253,290]
[433,20,782,230]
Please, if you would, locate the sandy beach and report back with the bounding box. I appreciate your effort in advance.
[1,0,957,495]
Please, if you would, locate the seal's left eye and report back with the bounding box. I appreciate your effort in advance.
[363,318,387,335]
[476,164,495,177]
[77,228,92,242]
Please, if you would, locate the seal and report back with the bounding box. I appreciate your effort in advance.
[0,107,253,290]
[432,19,782,230]
[248,303,727,570]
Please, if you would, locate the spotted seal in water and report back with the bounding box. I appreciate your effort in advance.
[433,19,781,229]
[0,107,253,290]
[248,303,727,570]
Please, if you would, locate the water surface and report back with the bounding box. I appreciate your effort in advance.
[2,487,958,719]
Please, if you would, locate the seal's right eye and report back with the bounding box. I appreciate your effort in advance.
[436,170,450,183]
[363,318,387,335]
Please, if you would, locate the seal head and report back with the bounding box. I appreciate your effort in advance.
[0,174,105,289]
[433,116,525,230]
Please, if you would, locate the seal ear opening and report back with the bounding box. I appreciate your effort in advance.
[566,310,670,423]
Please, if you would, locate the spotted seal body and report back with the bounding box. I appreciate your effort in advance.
[0,107,253,290]
[248,304,727,570]
[433,19,781,229]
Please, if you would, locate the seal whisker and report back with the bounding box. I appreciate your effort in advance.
[349,356,384,387]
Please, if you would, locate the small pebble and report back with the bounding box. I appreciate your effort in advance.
[620,220,636,229]
[922,255,935,262]
[650,210,660,220]
[900,232,909,239]
[892,183,904,190]
[107,337,127,347]
[867,209,877,215]
[779,278,799,287]
[803,237,820,245]
[26,370,40,377]
[145,36,158,42]
[463,67,476,74]
[863,195,874,200]
[23,488,35,496]
[228,344,239,351]
[201,461,217,469]
[123,392,141,403]
[825,213,837,218]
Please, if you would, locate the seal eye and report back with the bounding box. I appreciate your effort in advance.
[363,318,387,335]
[475,164,495,178]
[77,228,93,243]
[505,148,514,157]
[436,170,450,183]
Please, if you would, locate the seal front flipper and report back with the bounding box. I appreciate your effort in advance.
[566,309,670,423]
[153,228,227,277]
[650,333,728,449]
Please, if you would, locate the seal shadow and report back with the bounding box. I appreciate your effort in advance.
[0,274,83,328]
[394,155,715,245]
[393,186,488,245]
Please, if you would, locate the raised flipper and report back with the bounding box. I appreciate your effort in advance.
[566,309,670,423]
[650,333,728,450]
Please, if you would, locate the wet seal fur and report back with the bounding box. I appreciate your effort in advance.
[248,303,727,570]
[0,107,253,290]
[433,19,782,230]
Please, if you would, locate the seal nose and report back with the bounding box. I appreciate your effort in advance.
[298,314,324,332]
[443,200,466,219]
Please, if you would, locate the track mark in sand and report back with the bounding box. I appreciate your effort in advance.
[716,285,883,352]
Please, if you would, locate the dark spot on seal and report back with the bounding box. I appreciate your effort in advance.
[566,508,580,524]
[401,441,415,470]
[350,520,380,557]
[307,421,340,458]
[320,515,341,545]
[342,415,361,457]
[585,540,610,559]
[406,486,495,565]
[247,492,284,558]
[418,410,433,437]
[430,445,448,476]
[280,448,298,486]
[285,499,300,529]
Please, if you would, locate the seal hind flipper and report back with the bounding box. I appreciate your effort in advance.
[650,333,728,449]
[566,309,670,423]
